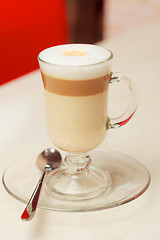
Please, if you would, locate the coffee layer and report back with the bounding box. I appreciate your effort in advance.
[41,72,110,96]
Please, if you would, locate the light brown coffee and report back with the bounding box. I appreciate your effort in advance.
[41,72,110,96]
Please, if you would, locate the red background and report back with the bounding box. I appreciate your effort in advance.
[0,0,68,85]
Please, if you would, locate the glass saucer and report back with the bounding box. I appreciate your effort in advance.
[2,149,150,212]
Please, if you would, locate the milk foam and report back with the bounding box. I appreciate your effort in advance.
[38,44,112,80]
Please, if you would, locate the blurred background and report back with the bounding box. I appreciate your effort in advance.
[0,0,160,85]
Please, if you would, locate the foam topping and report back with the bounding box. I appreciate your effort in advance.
[38,44,111,66]
[38,44,112,80]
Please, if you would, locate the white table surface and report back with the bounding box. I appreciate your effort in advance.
[0,19,160,239]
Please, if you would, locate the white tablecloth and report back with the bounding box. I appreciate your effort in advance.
[0,19,160,239]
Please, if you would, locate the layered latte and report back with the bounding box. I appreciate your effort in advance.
[38,44,112,153]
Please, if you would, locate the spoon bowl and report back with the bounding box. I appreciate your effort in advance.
[36,148,62,172]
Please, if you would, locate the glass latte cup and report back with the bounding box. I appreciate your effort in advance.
[38,44,140,209]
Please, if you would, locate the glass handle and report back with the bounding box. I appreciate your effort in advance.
[106,72,138,129]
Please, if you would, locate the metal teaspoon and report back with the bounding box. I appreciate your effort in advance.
[21,148,62,221]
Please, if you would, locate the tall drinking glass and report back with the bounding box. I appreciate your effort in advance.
[37,44,150,211]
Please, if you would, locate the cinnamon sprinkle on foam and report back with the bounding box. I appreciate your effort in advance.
[63,50,87,56]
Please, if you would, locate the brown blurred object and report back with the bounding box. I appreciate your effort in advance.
[67,0,103,43]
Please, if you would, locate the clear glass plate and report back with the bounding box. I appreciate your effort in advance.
[2,149,150,212]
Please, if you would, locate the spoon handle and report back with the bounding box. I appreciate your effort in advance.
[21,172,45,221]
